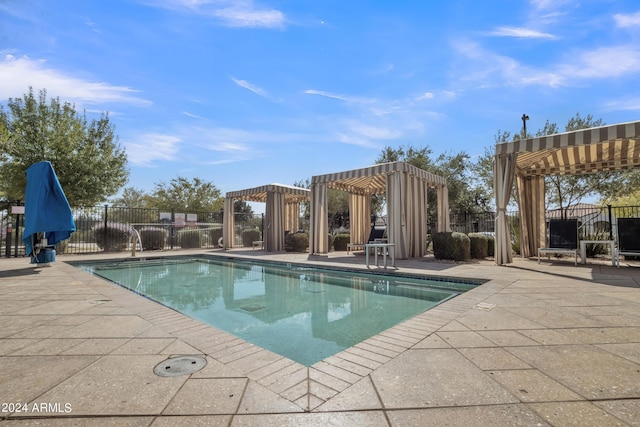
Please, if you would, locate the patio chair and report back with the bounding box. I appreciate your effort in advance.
[538,218,579,266]
[615,218,640,267]
[347,226,386,254]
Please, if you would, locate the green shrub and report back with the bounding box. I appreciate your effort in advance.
[178,228,201,248]
[333,233,350,251]
[285,232,309,252]
[242,229,261,247]
[139,227,167,250]
[73,228,95,243]
[433,232,470,261]
[583,231,611,258]
[93,222,132,252]
[327,234,335,252]
[468,233,488,259]
[55,240,68,254]
[209,228,223,247]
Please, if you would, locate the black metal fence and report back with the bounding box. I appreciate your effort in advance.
[0,202,264,257]
[448,211,497,234]
[2,201,639,258]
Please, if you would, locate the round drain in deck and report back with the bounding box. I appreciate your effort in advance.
[153,356,207,377]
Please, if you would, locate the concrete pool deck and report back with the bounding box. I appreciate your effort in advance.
[1,249,639,426]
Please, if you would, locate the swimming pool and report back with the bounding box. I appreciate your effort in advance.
[74,255,483,366]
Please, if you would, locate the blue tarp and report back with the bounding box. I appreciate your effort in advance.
[22,161,76,257]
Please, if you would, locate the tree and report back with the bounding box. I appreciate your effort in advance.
[470,145,497,209]
[293,178,350,229]
[472,130,518,209]
[431,151,475,211]
[293,179,310,221]
[600,169,640,205]
[0,88,128,206]
[376,144,476,214]
[110,187,152,208]
[147,176,223,212]
[233,200,255,223]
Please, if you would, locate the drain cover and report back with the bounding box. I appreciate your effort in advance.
[473,302,496,311]
[153,356,207,377]
[239,304,266,312]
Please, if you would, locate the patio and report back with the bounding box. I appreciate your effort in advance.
[0,250,639,426]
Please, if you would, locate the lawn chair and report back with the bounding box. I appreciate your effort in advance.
[538,218,579,266]
[347,226,386,254]
[615,218,640,267]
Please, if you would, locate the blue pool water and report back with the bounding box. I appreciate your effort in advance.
[74,256,482,366]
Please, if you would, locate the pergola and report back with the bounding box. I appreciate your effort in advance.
[310,161,450,259]
[494,120,640,265]
[223,184,310,252]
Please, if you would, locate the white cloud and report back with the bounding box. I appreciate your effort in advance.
[345,121,403,140]
[140,0,286,29]
[489,26,556,39]
[614,11,640,28]
[182,111,207,119]
[207,141,250,152]
[214,6,285,29]
[558,45,640,79]
[453,39,640,88]
[525,0,573,27]
[0,54,151,107]
[529,0,572,11]
[124,133,181,166]
[441,90,457,99]
[304,89,375,104]
[231,77,269,98]
[604,98,640,111]
[416,92,434,100]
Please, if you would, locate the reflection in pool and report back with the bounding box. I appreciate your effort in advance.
[74,256,482,366]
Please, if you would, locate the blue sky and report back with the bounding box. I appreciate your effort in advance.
[2,0,640,208]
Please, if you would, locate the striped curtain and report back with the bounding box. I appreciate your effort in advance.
[222,197,235,249]
[494,153,516,265]
[265,191,285,252]
[285,202,300,234]
[403,173,427,258]
[436,185,450,232]
[516,175,546,258]
[386,172,407,259]
[349,193,371,245]
[310,182,328,254]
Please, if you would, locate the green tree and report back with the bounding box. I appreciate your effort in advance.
[147,176,223,212]
[432,151,475,212]
[110,187,152,208]
[472,130,515,209]
[376,144,475,214]
[600,169,640,205]
[293,179,310,221]
[233,200,255,223]
[293,178,349,229]
[470,145,497,209]
[0,88,128,206]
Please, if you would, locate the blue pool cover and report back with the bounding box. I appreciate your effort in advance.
[22,161,75,258]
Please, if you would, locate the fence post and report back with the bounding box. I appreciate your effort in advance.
[12,200,22,258]
[103,204,108,230]
[607,204,613,240]
[170,208,175,249]
[464,210,468,233]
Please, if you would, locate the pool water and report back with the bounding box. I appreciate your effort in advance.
[75,256,481,366]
